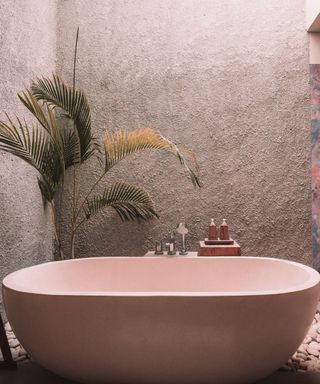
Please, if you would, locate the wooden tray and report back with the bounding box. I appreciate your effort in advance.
[204,238,234,245]
[198,240,241,256]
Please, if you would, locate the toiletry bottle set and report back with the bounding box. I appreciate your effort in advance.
[208,219,230,241]
[199,218,241,256]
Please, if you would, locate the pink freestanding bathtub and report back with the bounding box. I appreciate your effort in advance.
[2,256,320,384]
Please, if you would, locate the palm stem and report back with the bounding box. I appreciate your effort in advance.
[74,171,107,223]
[70,231,76,259]
[73,216,87,234]
[70,27,80,258]
[50,201,64,260]
[73,28,79,90]
[57,170,64,252]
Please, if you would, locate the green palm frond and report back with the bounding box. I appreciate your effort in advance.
[61,128,80,167]
[104,128,201,187]
[0,115,62,201]
[84,182,159,221]
[37,173,60,202]
[18,90,52,133]
[18,91,68,171]
[30,74,97,163]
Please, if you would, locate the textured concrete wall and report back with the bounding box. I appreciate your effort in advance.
[56,0,311,263]
[0,0,56,312]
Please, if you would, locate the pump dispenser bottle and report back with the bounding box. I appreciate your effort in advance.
[220,219,230,240]
[208,218,218,240]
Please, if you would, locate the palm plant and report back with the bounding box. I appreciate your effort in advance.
[0,35,201,259]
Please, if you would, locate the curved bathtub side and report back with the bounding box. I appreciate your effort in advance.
[2,256,319,296]
[3,283,320,384]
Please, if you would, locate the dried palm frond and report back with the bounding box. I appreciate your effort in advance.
[104,128,201,187]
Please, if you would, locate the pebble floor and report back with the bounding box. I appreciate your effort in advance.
[280,301,320,373]
[1,302,320,372]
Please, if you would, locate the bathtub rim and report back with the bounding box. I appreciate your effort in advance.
[2,256,320,297]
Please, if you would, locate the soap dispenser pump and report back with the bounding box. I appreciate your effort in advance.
[220,219,230,240]
[208,218,218,240]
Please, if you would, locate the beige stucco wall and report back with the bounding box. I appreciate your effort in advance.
[56,0,311,262]
[0,0,56,312]
[0,0,312,306]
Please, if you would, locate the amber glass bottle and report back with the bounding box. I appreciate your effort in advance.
[219,219,230,240]
[208,218,218,240]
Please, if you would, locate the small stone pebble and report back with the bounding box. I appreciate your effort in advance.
[297,344,307,353]
[304,336,312,344]
[9,348,19,360]
[8,338,20,348]
[18,347,27,357]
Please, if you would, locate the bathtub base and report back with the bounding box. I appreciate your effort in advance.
[2,257,320,384]
[4,290,319,384]
[3,362,320,384]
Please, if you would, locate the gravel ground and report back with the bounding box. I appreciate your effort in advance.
[1,302,320,372]
[1,322,28,362]
[280,301,320,373]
